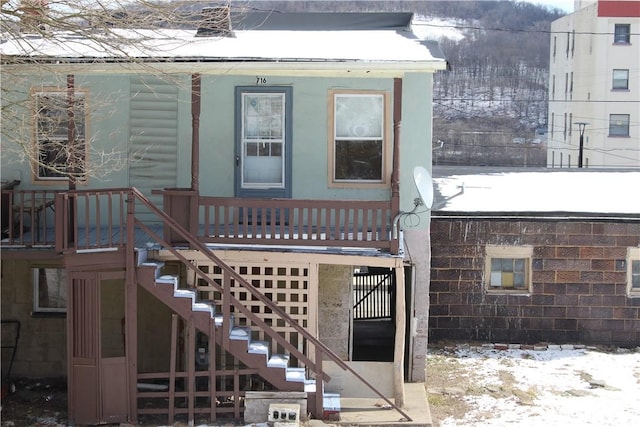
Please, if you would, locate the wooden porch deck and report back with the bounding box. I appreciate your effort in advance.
[1,224,398,259]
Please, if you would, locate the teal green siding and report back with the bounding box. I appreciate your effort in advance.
[1,72,434,218]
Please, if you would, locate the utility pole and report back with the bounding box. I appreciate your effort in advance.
[576,122,588,168]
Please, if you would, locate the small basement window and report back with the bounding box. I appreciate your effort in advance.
[33,267,68,314]
[485,245,533,293]
[628,247,640,297]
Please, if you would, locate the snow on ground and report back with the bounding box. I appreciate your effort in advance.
[439,346,640,427]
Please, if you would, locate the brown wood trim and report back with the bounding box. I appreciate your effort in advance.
[191,74,201,192]
[390,78,402,255]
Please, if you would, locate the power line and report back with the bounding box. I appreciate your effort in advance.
[412,21,640,37]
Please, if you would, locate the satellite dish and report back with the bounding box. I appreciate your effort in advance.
[413,166,434,209]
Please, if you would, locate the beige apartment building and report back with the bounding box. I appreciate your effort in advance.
[548,0,639,168]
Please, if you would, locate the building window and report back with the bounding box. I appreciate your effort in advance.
[609,114,630,137]
[485,246,533,293]
[329,91,389,186]
[628,247,640,297]
[34,90,86,181]
[612,69,629,90]
[33,267,67,313]
[614,24,630,44]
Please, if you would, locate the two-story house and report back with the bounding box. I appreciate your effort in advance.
[547,0,639,168]
[0,7,448,425]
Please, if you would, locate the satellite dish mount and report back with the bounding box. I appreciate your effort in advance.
[392,166,434,240]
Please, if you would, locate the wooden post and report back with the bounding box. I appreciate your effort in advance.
[390,78,402,255]
[125,191,138,423]
[67,75,76,244]
[393,265,406,407]
[191,73,201,192]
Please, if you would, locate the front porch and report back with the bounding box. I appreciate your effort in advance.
[0,187,423,425]
[1,188,400,255]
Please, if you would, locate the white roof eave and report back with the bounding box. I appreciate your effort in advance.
[1,58,448,76]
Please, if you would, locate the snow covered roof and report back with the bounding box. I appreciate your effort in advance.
[432,167,640,217]
[0,12,448,75]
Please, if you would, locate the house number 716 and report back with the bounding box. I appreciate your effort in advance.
[256,77,267,85]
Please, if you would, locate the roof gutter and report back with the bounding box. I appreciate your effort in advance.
[0,58,448,76]
[432,211,640,221]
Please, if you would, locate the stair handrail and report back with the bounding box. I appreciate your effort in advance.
[137,188,411,420]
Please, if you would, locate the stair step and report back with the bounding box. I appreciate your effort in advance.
[267,354,290,369]
[286,367,306,382]
[304,379,317,393]
[248,340,270,356]
[141,261,165,277]
[173,288,196,303]
[135,248,148,266]
[156,274,178,286]
[213,313,234,328]
[229,326,252,341]
[192,302,215,316]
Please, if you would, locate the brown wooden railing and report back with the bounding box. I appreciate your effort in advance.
[53,188,130,252]
[199,196,394,250]
[1,189,58,246]
[34,187,398,254]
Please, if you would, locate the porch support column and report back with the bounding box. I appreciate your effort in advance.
[393,264,406,407]
[191,73,201,192]
[390,78,402,255]
[125,191,138,423]
[67,75,76,245]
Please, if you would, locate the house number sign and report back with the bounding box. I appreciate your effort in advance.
[256,77,267,85]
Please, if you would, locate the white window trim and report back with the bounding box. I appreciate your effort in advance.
[627,247,640,297]
[484,245,533,294]
[32,267,68,314]
[327,89,391,189]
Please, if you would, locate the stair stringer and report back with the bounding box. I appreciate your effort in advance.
[136,263,308,393]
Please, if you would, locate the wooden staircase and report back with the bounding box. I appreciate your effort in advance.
[136,257,316,395]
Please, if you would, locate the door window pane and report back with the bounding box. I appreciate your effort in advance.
[241,93,285,187]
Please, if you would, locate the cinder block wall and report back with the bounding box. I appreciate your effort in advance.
[1,259,67,377]
[429,219,640,347]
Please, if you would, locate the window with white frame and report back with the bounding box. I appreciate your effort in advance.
[612,69,629,90]
[614,24,630,44]
[485,245,533,293]
[35,90,86,181]
[33,267,67,313]
[329,91,388,186]
[609,114,630,137]
[628,247,640,297]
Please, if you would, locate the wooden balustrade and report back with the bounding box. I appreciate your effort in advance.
[199,196,394,251]
[3,188,398,254]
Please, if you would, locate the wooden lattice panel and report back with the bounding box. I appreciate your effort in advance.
[193,261,310,360]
